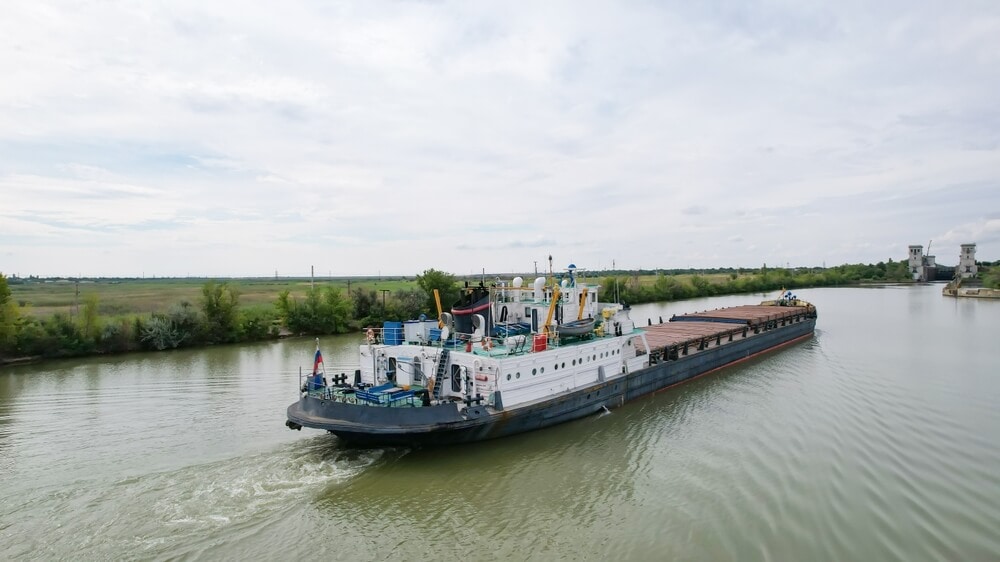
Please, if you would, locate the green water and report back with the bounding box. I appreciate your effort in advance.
[2,285,998,560]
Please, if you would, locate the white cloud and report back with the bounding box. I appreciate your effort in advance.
[1,0,999,276]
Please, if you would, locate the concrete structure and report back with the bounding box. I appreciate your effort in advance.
[959,243,978,278]
[908,245,936,281]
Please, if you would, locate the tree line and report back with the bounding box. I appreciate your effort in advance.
[2,261,994,363]
[0,270,460,362]
[605,261,914,305]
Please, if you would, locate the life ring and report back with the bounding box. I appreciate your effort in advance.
[481,337,493,351]
[366,328,375,343]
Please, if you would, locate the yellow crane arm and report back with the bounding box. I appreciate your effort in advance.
[577,288,589,320]
[433,289,444,328]
[544,285,561,336]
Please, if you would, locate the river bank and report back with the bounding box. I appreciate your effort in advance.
[1,270,920,367]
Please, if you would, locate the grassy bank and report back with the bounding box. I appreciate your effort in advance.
[7,277,417,318]
[0,261,927,364]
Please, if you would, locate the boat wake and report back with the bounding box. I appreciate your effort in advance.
[1,437,407,560]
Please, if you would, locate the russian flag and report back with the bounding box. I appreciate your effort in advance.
[313,348,324,376]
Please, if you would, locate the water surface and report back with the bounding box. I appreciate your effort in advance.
[2,285,998,560]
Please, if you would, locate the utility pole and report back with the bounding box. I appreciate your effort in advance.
[534,261,538,276]
[311,265,314,289]
[380,289,390,311]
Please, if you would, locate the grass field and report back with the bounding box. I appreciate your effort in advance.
[9,277,423,318]
[9,272,750,319]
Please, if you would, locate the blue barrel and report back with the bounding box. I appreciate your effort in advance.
[429,328,442,342]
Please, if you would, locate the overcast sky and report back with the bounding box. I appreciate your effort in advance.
[2,1,998,278]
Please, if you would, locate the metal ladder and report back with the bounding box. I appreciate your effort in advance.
[432,348,450,401]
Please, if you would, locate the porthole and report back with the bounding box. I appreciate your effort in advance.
[561,362,566,368]
[516,372,521,379]
[506,374,511,380]
[554,364,559,370]
[532,368,537,376]
[541,367,545,373]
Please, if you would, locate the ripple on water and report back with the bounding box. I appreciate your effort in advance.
[0,436,397,560]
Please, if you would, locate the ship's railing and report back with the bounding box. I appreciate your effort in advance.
[364,323,613,357]
[303,383,427,408]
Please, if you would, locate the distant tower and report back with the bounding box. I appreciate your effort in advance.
[959,243,978,278]
[908,245,924,280]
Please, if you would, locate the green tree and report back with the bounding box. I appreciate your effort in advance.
[0,273,18,356]
[201,281,241,343]
[352,288,379,323]
[416,269,459,317]
[241,306,279,340]
[80,293,101,342]
[277,286,353,334]
[97,317,136,353]
[322,286,353,333]
[387,288,426,320]
[141,315,187,350]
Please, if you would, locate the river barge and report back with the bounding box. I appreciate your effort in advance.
[286,269,817,446]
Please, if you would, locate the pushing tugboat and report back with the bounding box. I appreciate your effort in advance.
[286,264,817,446]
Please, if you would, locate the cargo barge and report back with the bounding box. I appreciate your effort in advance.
[286,268,817,446]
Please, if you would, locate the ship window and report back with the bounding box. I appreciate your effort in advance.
[541,367,545,373]
[507,374,511,380]
[554,364,558,370]
[532,368,537,376]
[562,362,566,368]
[572,359,576,366]
[451,364,462,393]
[516,372,521,379]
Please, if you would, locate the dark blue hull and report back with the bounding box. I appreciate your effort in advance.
[286,318,816,446]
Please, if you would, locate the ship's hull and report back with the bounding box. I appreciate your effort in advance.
[286,317,816,447]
